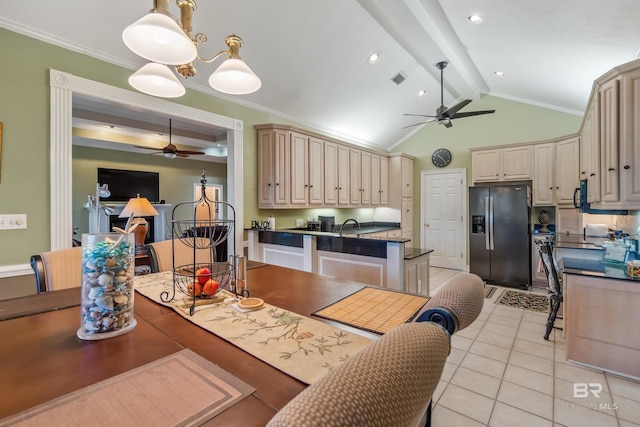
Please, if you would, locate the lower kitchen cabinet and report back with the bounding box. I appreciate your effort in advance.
[404,250,431,297]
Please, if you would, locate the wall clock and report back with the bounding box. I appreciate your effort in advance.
[432,148,452,168]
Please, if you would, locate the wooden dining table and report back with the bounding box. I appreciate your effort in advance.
[0,264,376,426]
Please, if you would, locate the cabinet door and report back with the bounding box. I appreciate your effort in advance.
[472,150,501,182]
[257,130,275,207]
[379,156,389,205]
[324,141,338,205]
[360,151,371,205]
[502,145,532,180]
[401,198,413,229]
[308,137,324,205]
[337,145,350,205]
[555,137,580,205]
[532,143,555,206]
[370,154,381,205]
[600,78,620,202]
[290,132,309,205]
[273,130,290,205]
[582,97,601,203]
[620,68,640,203]
[401,156,413,197]
[349,149,362,205]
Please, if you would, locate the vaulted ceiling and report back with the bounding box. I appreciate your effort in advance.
[1,0,639,157]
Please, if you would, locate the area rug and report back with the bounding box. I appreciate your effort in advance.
[135,272,373,385]
[495,289,549,313]
[484,286,497,299]
[0,349,254,427]
[312,287,429,334]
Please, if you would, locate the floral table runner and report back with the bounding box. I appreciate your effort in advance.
[134,272,374,384]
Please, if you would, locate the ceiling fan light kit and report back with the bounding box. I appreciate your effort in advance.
[123,0,261,97]
[403,60,495,129]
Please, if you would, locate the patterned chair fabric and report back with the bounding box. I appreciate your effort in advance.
[30,247,83,292]
[267,271,485,427]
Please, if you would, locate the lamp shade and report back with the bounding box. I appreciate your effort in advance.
[208,58,262,95]
[129,63,186,98]
[119,195,159,218]
[122,12,197,65]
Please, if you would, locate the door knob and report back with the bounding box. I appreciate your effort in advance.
[424,223,430,227]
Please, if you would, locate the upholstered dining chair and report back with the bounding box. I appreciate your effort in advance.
[30,247,83,293]
[146,237,220,272]
[266,272,485,427]
[535,239,563,340]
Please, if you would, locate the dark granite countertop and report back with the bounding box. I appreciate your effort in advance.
[561,257,637,281]
[248,222,408,243]
[404,247,434,260]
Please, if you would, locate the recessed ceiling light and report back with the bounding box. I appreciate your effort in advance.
[418,90,426,97]
[368,52,381,64]
[468,15,483,24]
[495,71,506,77]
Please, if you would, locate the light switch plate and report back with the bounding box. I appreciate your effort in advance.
[0,214,27,230]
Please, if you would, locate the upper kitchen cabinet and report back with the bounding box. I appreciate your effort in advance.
[532,137,579,206]
[581,94,600,203]
[256,124,390,209]
[472,145,532,183]
[389,153,415,241]
[588,59,640,209]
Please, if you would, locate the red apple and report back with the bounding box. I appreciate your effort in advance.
[202,279,220,296]
[195,267,211,285]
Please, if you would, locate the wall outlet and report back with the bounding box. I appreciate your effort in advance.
[296,218,305,227]
[0,214,27,230]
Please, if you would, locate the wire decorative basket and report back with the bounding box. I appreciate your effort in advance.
[173,261,234,297]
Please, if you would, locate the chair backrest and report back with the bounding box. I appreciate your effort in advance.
[30,247,83,292]
[146,238,216,272]
[535,239,562,296]
[267,272,485,427]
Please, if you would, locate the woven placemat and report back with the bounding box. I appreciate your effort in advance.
[495,289,549,313]
[313,287,429,334]
[0,349,254,427]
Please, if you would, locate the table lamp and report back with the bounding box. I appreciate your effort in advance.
[119,194,159,255]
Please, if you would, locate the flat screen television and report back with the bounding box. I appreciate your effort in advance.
[97,168,160,203]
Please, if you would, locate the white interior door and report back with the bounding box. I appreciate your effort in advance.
[421,168,466,270]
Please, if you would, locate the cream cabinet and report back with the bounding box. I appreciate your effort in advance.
[619,67,640,203]
[290,132,310,206]
[379,156,389,205]
[472,145,532,183]
[404,254,430,296]
[257,128,290,207]
[349,149,362,205]
[599,78,620,203]
[555,137,580,205]
[308,136,324,205]
[370,154,389,206]
[324,141,339,205]
[390,153,414,242]
[532,143,555,205]
[581,96,600,203]
[337,145,351,205]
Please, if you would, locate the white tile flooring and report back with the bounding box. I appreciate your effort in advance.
[428,267,640,427]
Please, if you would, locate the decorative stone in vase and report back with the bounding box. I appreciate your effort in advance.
[78,232,136,340]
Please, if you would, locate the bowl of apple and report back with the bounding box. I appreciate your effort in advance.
[174,262,233,298]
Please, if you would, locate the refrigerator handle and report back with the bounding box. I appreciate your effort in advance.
[488,196,495,250]
[485,196,490,250]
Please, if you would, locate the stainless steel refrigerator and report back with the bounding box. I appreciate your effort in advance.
[469,184,531,289]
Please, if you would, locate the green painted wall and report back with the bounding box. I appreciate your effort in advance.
[393,95,583,241]
[0,27,583,270]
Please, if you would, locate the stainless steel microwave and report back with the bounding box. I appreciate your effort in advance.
[573,179,628,215]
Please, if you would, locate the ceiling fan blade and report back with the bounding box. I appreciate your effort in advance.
[134,145,164,151]
[403,113,438,118]
[442,99,472,117]
[176,150,206,155]
[450,109,496,119]
[402,120,436,129]
[176,152,190,158]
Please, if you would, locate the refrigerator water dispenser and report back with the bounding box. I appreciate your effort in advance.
[472,215,485,234]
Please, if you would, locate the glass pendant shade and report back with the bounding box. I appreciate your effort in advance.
[208,58,262,95]
[128,63,186,98]
[122,12,197,65]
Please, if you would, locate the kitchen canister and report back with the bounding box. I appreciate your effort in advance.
[78,232,137,340]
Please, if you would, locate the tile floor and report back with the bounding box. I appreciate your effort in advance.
[428,267,640,427]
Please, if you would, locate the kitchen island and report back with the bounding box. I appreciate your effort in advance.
[247,227,432,295]
[556,240,640,380]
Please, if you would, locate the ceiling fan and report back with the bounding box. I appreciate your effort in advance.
[403,61,495,129]
[134,119,205,158]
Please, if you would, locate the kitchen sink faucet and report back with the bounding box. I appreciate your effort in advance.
[339,218,360,237]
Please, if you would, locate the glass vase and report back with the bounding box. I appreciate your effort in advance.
[77,232,137,340]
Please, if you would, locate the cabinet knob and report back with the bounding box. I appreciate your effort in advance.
[268,183,271,186]
[624,165,631,170]
[335,187,338,190]
[305,184,308,188]
[608,167,615,172]
[424,223,430,227]
[339,187,342,190]
[556,186,559,189]
[581,171,586,175]
[590,173,596,177]
[309,185,313,188]
[276,182,280,186]
[549,187,553,190]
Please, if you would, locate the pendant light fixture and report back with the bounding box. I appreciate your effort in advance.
[123,0,261,97]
